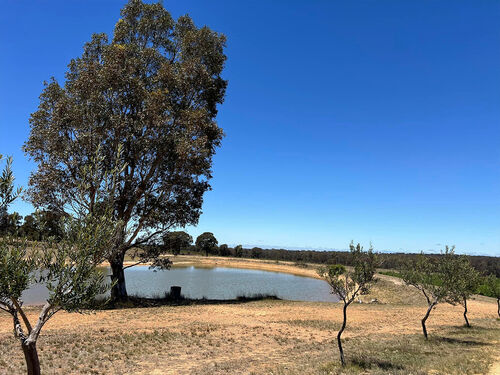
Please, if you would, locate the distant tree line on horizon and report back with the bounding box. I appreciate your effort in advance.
[152,231,500,277]
[3,213,498,279]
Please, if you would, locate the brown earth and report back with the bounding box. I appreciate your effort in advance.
[1,258,499,375]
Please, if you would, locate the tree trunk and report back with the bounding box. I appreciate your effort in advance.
[497,298,499,318]
[421,303,435,339]
[337,302,348,367]
[22,341,40,375]
[463,297,470,328]
[110,253,128,301]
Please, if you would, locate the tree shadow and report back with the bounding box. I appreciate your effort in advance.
[432,336,489,346]
[350,356,404,370]
[448,325,490,333]
[100,294,281,309]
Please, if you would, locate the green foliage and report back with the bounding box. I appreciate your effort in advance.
[36,214,118,312]
[195,232,218,256]
[162,231,193,256]
[445,254,481,306]
[318,242,377,303]
[479,275,500,299]
[0,238,36,303]
[250,247,263,259]
[378,270,401,278]
[233,244,243,257]
[400,248,456,305]
[0,155,118,314]
[218,243,230,256]
[401,247,486,304]
[0,155,23,236]
[0,155,22,209]
[317,242,378,366]
[23,0,228,300]
[19,210,64,241]
[210,246,499,278]
[380,269,499,299]
[0,156,32,304]
[325,264,346,277]
[0,153,122,374]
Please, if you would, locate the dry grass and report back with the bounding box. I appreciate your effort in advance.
[0,259,499,374]
[1,298,498,374]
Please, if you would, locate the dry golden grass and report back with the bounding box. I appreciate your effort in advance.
[0,259,498,374]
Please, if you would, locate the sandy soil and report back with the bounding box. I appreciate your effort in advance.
[1,258,499,374]
[1,298,498,374]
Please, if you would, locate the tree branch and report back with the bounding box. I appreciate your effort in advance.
[27,302,54,344]
[11,297,32,334]
[12,311,26,341]
[122,260,146,270]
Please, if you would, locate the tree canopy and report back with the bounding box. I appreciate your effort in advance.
[162,231,193,255]
[401,246,461,338]
[445,254,481,327]
[0,155,118,375]
[195,232,218,256]
[23,0,227,300]
[317,242,377,367]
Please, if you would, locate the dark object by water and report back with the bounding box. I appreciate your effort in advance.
[170,286,182,300]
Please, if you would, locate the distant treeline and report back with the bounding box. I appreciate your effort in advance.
[3,215,498,278]
[241,248,500,278]
[174,242,500,278]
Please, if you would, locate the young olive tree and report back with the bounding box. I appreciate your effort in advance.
[0,154,22,227]
[0,156,119,375]
[24,0,227,301]
[481,275,500,318]
[0,217,116,375]
[317,242,377,367]
[446,254,481,327]
[401,247,457,339]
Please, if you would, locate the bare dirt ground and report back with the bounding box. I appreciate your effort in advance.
[1,259,499,374]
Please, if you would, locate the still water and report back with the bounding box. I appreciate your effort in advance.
[22,266,339,304]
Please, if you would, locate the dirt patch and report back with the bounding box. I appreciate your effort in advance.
[2,258,498,374]
[1,297,498,374]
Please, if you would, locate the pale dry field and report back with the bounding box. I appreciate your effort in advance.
[0,262,499,375]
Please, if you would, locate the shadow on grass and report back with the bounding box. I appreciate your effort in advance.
[321,357,404,374]
[350,356,404,371]
[98,293,280,310]
[432,336,489,346]
[447,325,492,334]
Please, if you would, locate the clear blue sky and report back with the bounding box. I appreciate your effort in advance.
[1,1,499,255]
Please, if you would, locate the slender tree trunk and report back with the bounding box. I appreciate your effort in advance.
[110,252,128,301]
[421,302,435,339]
[497,298,499,318]
[337,302,348,366]
[21,341,40,375]
[463,297,470,327]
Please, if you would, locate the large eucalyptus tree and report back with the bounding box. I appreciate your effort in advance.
[24,0,227,300]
